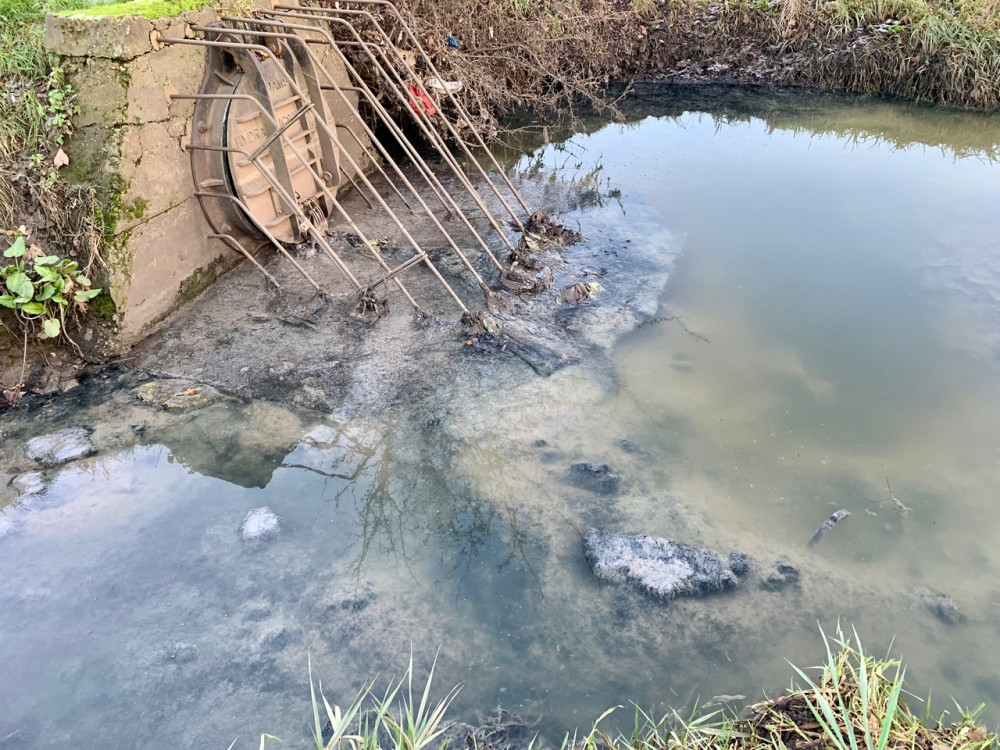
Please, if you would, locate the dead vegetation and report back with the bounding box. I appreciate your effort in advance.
[579,629,999,750]
[351,0,1000,138]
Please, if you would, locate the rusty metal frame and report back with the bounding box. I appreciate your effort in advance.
[217,16,513,267]
[167,35,474,313]
[165,7,545,319]
[190,24,500,293]
[263,9,522,250]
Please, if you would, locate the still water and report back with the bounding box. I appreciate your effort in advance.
[2,86,1000,748]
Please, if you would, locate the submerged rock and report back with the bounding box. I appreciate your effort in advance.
[915,587,966,625]
[728,551,751,577]
[134,379,222,412]
[241,507,280,542]
[10,472,45,500]
[24,427,96,467]
[759,562,801,592]
[567,463,621,495]
[584,529,742,602]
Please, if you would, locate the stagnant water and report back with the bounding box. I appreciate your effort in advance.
[3,86,1000,748]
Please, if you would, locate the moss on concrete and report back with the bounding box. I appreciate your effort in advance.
[58,0,209,19]
[178,256,226,303]
[90,290,118,318]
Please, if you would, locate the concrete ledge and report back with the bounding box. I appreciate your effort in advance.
[48,6,372,353]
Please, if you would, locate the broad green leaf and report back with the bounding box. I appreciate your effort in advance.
[34,255,60,266]
[20,301,44,315]
[3,236,25,258]
[75,288,102,302]
[77,275,92,286]
[42,318,61,338]
[52,295,67,305]
[0,295,15,309]
[6,272,33,300]
[37,284,55,301]
[36,266,58,282]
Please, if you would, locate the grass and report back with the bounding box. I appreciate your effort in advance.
[271,631,1000,750]
[57,0,211,18]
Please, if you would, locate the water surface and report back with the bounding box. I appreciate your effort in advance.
[2,86,1000,748]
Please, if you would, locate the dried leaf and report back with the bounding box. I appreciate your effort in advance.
[182,388,198,396]
[53,148,69,168]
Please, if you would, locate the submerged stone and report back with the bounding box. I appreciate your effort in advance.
[728,551,751,577]
[759,562,800,591]
[134,379,222,412]
[915,587,966,625]
[584,529,741,602]
[567,463,621,495]
[241,507,280,542]
[11,472,46,500]
[24,427,96,467]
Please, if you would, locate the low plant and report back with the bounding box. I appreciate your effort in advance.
[1,232,101,340]
[257,634,999,750]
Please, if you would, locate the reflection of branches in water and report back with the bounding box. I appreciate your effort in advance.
[456,442,553,592]
[507,141,623,214]
[285,416,551,601]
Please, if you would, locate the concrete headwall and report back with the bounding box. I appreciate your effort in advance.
[44,7,369,351]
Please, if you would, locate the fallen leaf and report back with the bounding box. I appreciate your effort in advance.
[969,727,988,742]
[182,388,198,396]
[53,148,69,168]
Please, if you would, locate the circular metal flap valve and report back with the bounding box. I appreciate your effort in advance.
[190,30,341,250]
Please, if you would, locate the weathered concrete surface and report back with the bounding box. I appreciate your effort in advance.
[45,7,370,351]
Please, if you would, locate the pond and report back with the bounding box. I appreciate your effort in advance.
[2,85,1000,749]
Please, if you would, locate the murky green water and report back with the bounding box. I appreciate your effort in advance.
[3,86,1000,748]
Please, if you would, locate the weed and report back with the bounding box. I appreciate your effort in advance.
[270,635,1000,750]
[1,232,102,340]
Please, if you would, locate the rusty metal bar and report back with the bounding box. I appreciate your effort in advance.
[330,86,453,219]
[343,0,533,216]
[333,120,413,212]
[208,232,281,288]
[265,11,516,258]
[194,190,324,293]
[294,6,526,231]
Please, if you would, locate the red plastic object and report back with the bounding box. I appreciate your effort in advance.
[408,84,437,117]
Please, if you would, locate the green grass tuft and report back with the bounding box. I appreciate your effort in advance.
[276,634,1000,750]
[56,0,210,19]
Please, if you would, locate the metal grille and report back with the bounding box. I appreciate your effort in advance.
[163,2,537,319]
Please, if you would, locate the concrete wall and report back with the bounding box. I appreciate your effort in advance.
[44,6,369,350]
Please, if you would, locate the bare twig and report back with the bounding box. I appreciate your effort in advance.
[641,314,711,343]
[881,464,912,517]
